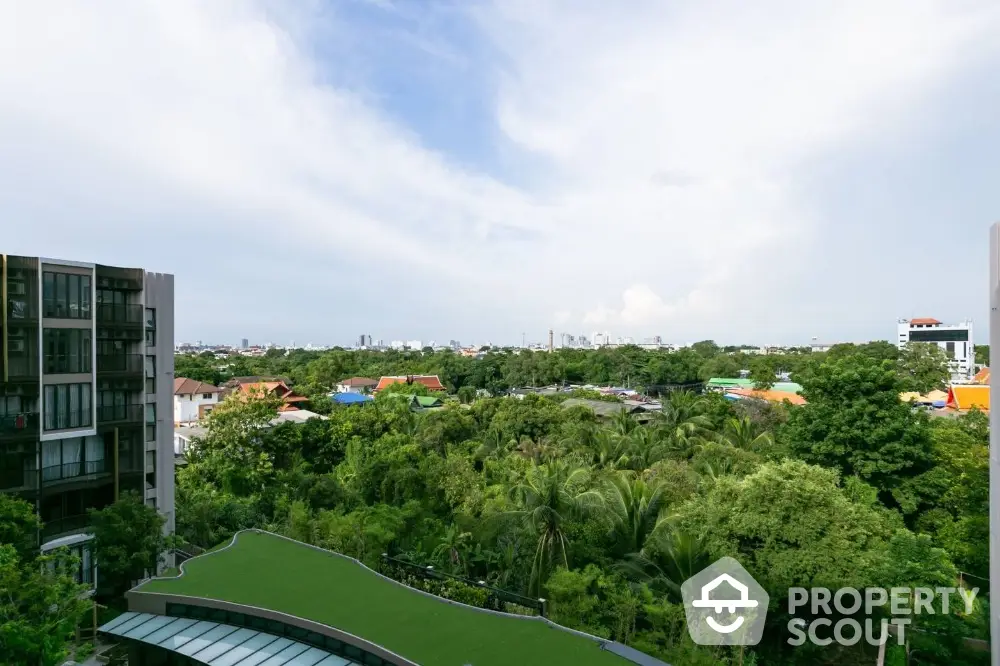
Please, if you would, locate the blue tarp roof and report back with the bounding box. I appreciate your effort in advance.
[331,393,374,405]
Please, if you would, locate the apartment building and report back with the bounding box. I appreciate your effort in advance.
[896,317,974,381]
[0,255,174,586]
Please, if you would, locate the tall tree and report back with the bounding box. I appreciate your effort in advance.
[505,461,604,594]
[896,342,950,392]
[89,492,168,598]
[603,471,668,556]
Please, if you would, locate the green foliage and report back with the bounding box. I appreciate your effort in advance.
[89,492,168,598]
[897,342,950,392]
[0,535,90,666]
[0,493,42,561]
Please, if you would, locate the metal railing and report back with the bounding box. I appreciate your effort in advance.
[380,554,546,616]
[42,300,92,320]
[96,303,143,325]
[0,461,38,491]
[41,514,90,539]
[41,459,107,483]
[97,354,142,373]
[43,354,92,374]
[97,404,143,424]
[0,412,40,436]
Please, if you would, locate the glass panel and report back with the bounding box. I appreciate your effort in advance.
[81,385,91,426]
[258,644,311,666]
[226,638,295,666]
[157,620,219,651]
[82,329,91,372]
[56,385,68,429]
[194,627,258,663]
[208,633,284,666]
[145,617,198,646]
[176,624,241,657]
[43,273,55,313]
[313,656,352,666]
[55,274,67,317]
[81,276,91,318]
[284,647,332,666]
[123,613,179,640]
[109,613,160,636]
[69,385,80,429]
[44,386,55,430]
[68,275,80,318]
[100,611,138,633]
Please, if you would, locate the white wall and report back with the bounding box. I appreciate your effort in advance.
[173,392,219,423]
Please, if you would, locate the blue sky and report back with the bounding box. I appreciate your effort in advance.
[2,0,1000,347]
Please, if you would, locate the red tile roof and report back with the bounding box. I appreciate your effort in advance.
[238,381,309,411]
[375,375,446,392]
[909,318,942,325]
[339,377,379,387]
[173,378,222,396]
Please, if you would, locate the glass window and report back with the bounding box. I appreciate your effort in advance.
[80,276,91,318]
[44,386,55,430]
[145,307,156,329]
[146,403,156,424]
[69,384,81,428]
[55,274,67,317]
[56,385,68,429]
[68,275,80,317]
[43,272,55,314]
[145,355,155,379]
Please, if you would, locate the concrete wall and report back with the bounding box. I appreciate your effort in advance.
[144,272,175,542]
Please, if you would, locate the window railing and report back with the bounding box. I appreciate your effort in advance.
[97,354,142,373]
[0,412,39,436]
[41,459,107,483]
[42,300,92,320]
[41,514,90,540]
[45,409,92,431]
[96,303,143,325]
[0,459,38,491]
[96,404,143,424]
[43,354,92,374]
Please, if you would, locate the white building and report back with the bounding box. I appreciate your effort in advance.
[896,317,974,381]
[173,377,222,424]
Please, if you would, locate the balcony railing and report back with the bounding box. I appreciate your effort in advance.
[41,514,90,540]
[97,404,143,424]
[45,410,92,431]
[96,303,143,326]
[0,412,40,437]
[43,354,92,375]
[3,357,39,379]
[41,459,108,483]
[97,354,142,374]
[0,460,38,491]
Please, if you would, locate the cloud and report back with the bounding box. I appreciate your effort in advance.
[1,0,998,344]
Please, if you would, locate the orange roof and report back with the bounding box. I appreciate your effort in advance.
[375,375,446,392]
[238,381,308,408]
[946,385,990,412]
[910,318,941,325]
[973,368,990,385]
[728,388,806,406]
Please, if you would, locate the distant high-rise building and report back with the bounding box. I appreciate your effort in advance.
[897,317,974,381]
[241,338,249,349]
[448,339,460,350]
[548,329,554,352]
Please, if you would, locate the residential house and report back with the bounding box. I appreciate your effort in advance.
[375,375,446,393]
[173,377,222,424]
[336,377,378,394]
[231,380,309,412]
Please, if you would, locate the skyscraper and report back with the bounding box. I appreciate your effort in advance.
[0,254,175,585]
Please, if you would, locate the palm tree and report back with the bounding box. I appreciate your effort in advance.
[717,416,773,452]
[432,524,473,575]
[589,429,631,469]
[619,527,710,602]
[610,407,638,436]
[624,426,670,471]
[654,391,713,456]
[603,470,668,555]
[505,460,604,595]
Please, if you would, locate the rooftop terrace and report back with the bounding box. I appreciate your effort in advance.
[136,531,649,666]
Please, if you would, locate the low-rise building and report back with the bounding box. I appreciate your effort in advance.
[336,377,378,394]
[897,317,974,381]
[375,375,446,393]
[173,377,222,424]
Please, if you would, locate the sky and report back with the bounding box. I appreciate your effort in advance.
[2,0,1000,347]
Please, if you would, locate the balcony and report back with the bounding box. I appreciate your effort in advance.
[0,460,38,492]
[43,354,92,375]
[41,514,91,540]
[41,459,108,484]
[96,303,143,326]
[3,357,39,380]
[97,353,142,375]
[45,410,92,432]
[0,412,40,439]
[97,404,143,425]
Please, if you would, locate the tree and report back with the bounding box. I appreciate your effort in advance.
[717,416,773,453]
[89,492,168,598]
[749,357,777,391]
[897,342,950,392]
[456,385,477,404]
[0,544,90,666]
[975,344,989,365]
[785,353,933,494]
[0,496,89,666]
[505,461,604,594]
[603,471,668,556]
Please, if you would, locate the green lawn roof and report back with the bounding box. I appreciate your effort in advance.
[137,531,632,666]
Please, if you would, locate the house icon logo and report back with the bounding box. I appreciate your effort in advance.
[681,557,769,645]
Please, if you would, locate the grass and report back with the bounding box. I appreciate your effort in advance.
[139,531,630,666]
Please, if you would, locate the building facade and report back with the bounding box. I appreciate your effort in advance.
[173,377,221,424]
[896,317,974,381]
[0,255,174,586]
